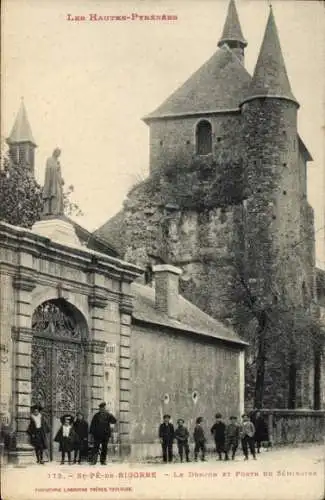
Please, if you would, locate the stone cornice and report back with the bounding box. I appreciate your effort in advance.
[88,286,109,309]
[11,327,33,343]
[119,294,134,315]
[13,270,36,292]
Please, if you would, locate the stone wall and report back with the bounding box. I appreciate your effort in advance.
[129,322,244,456]
[149,113,242,175]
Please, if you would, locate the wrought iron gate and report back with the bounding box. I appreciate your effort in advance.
[31,300,84,461]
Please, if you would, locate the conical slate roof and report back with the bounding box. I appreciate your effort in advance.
[7,99,36,145]
[143,46,252,121]
[241,7,298,105]
[218,0,247,47]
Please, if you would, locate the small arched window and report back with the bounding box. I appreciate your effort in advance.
[196,120,212,155]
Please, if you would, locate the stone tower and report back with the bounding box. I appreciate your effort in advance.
[95,1,317,408]
[6,99,37,173]
[239,6,316,407]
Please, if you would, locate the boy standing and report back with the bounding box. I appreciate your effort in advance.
[26,405,50,465]
[159,414,174,463]
[240,414,256,460]
[174,419,190,463]
[225,416,240,460]
[193,417,206,462]
[210,413,226,460]
[54,414,77,465]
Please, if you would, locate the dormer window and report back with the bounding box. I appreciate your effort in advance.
[196,120,212,155]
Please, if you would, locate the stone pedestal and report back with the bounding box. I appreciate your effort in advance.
[32,218,80,246]
[9,443,35,466]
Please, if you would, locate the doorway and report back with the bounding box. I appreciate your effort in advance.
[31,299,87,461]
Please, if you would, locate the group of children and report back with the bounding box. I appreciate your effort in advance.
[159,412,262,463]
[54,412,89,465]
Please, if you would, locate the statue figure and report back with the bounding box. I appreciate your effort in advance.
[42,148,64,217]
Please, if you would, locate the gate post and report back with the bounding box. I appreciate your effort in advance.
[86,340,106,415]
[11,266,36,465]
[119,292,133,458]
[11,327,34,465]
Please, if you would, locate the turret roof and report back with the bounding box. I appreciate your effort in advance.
[7,99,36,145]
[143,46,252,122]
[241,6,298,106]
[218,0,247,47]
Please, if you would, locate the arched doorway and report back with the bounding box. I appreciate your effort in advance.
[31,299,88,461]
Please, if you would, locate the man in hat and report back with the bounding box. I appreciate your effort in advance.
[89,403,117,465]
[174,419,190,462]
[26,405,50,464]
[158,414,174,463]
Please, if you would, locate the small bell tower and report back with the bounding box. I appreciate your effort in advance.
[6,98,37,173]
[217,0,247,64]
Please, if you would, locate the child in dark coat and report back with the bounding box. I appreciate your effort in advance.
[54,414,78,465]
[210,413,226,460]
[254,411,269,453]
[193,417,206,462]
[174,419,190,462]
[225,416,240,460]
[73,411,89,464]
[26,405,50,464]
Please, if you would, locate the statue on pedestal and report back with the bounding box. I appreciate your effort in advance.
[42,148,64,217]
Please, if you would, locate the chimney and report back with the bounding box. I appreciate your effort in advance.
[153,264,182,319]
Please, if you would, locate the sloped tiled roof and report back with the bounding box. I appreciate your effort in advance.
[7,100,36,145]
[218,0,247,47]
[143,46,252,121]
[62,215,119,257]
[131,282,248,347]
[241,7,298,105]
[93,210,125,256]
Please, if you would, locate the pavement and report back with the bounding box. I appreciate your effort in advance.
[2,444,325,500]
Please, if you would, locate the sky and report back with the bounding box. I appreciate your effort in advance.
[2,0,325,265]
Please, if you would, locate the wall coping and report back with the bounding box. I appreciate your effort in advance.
[259,409,325,416]
[153,264,182,276]
[1,221,142,282]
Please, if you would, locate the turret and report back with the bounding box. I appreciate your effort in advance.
[218,0,247,64]
[240,6,300,291]
[6,99,37,173]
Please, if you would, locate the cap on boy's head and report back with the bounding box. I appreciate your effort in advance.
[163,414,171,419]
[215,413,222,419]
[99,402,106,409]
[196,417,203,424]
[230,416,237,420]
[177,418,184,424]
[60,414,73,424]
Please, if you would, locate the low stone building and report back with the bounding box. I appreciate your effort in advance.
[0,220,246,463]
[130,265,246,458]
